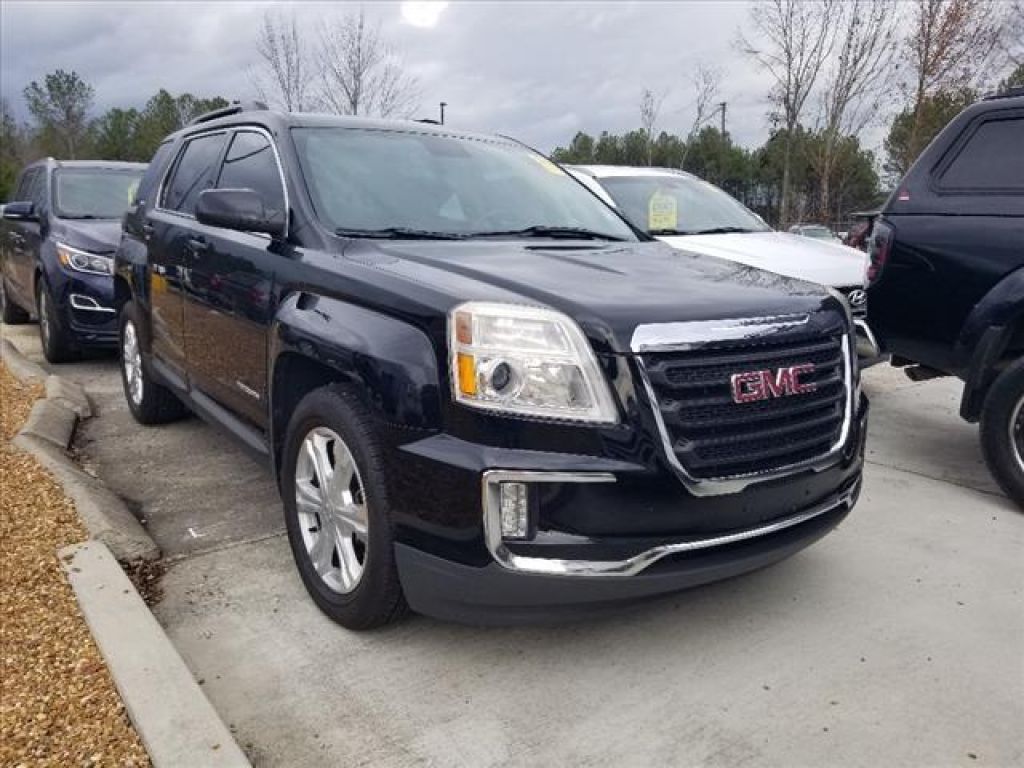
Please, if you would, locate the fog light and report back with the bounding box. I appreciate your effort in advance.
[499,482,529,539]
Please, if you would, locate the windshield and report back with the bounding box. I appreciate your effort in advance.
[597,174,769,236]
[53,168,144,219]
[799,226,837,240]
[291,127,636,240]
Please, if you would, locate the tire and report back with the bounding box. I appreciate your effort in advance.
[36,279,77,363]
[119,301,189,425]
[1,277,30,324]
[980,357,1024,511]
[281,384,408,629]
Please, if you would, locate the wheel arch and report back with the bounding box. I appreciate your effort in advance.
[957,268,1024,422]
[268,292,443,476]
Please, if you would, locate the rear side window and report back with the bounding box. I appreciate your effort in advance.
[939,117,1024,192]
[216,131,285,214]
[162,132,227,214]
[135,141,175,206]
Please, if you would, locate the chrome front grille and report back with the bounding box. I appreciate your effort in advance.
[635,314,852,484]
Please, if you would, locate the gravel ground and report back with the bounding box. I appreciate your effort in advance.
[0,365,150,768]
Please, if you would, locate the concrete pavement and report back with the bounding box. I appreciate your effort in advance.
[3,321,1022,767]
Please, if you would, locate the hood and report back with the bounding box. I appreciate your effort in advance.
[52,218,123,254]
[344,239,839,355]
[656,231,868,288]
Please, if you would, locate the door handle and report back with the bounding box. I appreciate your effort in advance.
[186,236,210,254]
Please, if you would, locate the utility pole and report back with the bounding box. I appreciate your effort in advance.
[719,102,727,137]
[439,102,447,125]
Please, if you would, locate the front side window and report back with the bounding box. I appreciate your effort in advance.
[940,117,1024,192]
[216,131,285,214]
[53,168,144,219]
[290,127,636,240]
[596,174,769,236]
[162,132,227,214]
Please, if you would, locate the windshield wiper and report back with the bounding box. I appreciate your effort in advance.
[687,226,756,235]
[334,227,466,240]
[61,214,105,220]
[468,225,627,241]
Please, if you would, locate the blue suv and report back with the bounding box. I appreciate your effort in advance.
[1,158,146,362]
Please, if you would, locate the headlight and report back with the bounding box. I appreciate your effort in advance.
[56,242,113,276]
[449,302,619,424]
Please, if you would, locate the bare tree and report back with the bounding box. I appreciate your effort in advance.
[904,0,1003,154]
[999,0,1023,69]
[318,8,419,118]
[639,88,665,166]
[811,0,898,220]
[738,0,836,226]
[251,10,314,112]
[679,64,722,168]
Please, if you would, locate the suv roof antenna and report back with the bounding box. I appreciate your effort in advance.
[188,100,269,126]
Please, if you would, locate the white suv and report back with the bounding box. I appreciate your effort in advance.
[567,165,880,362]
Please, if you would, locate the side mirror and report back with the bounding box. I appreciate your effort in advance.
[3,201,37,221]
[195,188,285,237]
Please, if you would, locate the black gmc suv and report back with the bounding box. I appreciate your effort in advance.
[867,91,1024,509]
[115,104,868,628]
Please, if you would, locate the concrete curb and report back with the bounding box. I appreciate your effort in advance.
[3,337,159,561]
[61,541,251,768]
[1,336,47,382]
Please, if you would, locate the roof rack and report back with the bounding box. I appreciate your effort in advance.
[188,100,269,126]
[983,86,1024,100]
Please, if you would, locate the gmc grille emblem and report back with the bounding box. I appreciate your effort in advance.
[730,364,817,404]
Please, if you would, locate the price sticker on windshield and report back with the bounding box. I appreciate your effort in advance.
[648,191,677,230]
[530,155,565,175]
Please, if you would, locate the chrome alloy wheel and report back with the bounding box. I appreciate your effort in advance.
[1011,394,1024,475]
[122,320,144,406]
[294,427,369,594]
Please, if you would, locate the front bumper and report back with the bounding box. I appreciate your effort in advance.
[393,395,868,624]
[53,271,118,347]
[397,479,857,624]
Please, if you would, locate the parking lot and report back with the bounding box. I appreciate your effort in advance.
[4,321,1022,767]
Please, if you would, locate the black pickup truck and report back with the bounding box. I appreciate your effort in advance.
[114,105,868,628]
[867,90,1024,508]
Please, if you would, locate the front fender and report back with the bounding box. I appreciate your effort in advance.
[113,232,150,312]
[269,292,443,430]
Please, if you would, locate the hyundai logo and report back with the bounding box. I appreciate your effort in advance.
[846,289,867,308]
[730,364,818,404]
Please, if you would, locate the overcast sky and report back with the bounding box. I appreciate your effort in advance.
[2,1,885,154]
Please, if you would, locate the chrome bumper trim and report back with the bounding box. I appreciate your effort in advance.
[70,293,116,313]
[482,470,858,577]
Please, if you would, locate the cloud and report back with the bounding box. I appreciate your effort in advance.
[0,1,883,155]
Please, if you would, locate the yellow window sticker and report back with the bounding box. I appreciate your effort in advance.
[127,179,140,204]
[648,190,677,230]
[530,155,565,175]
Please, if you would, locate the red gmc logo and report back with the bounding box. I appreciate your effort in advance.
[730,364,817,404]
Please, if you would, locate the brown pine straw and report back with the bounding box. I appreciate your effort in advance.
[1,364,150,767]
